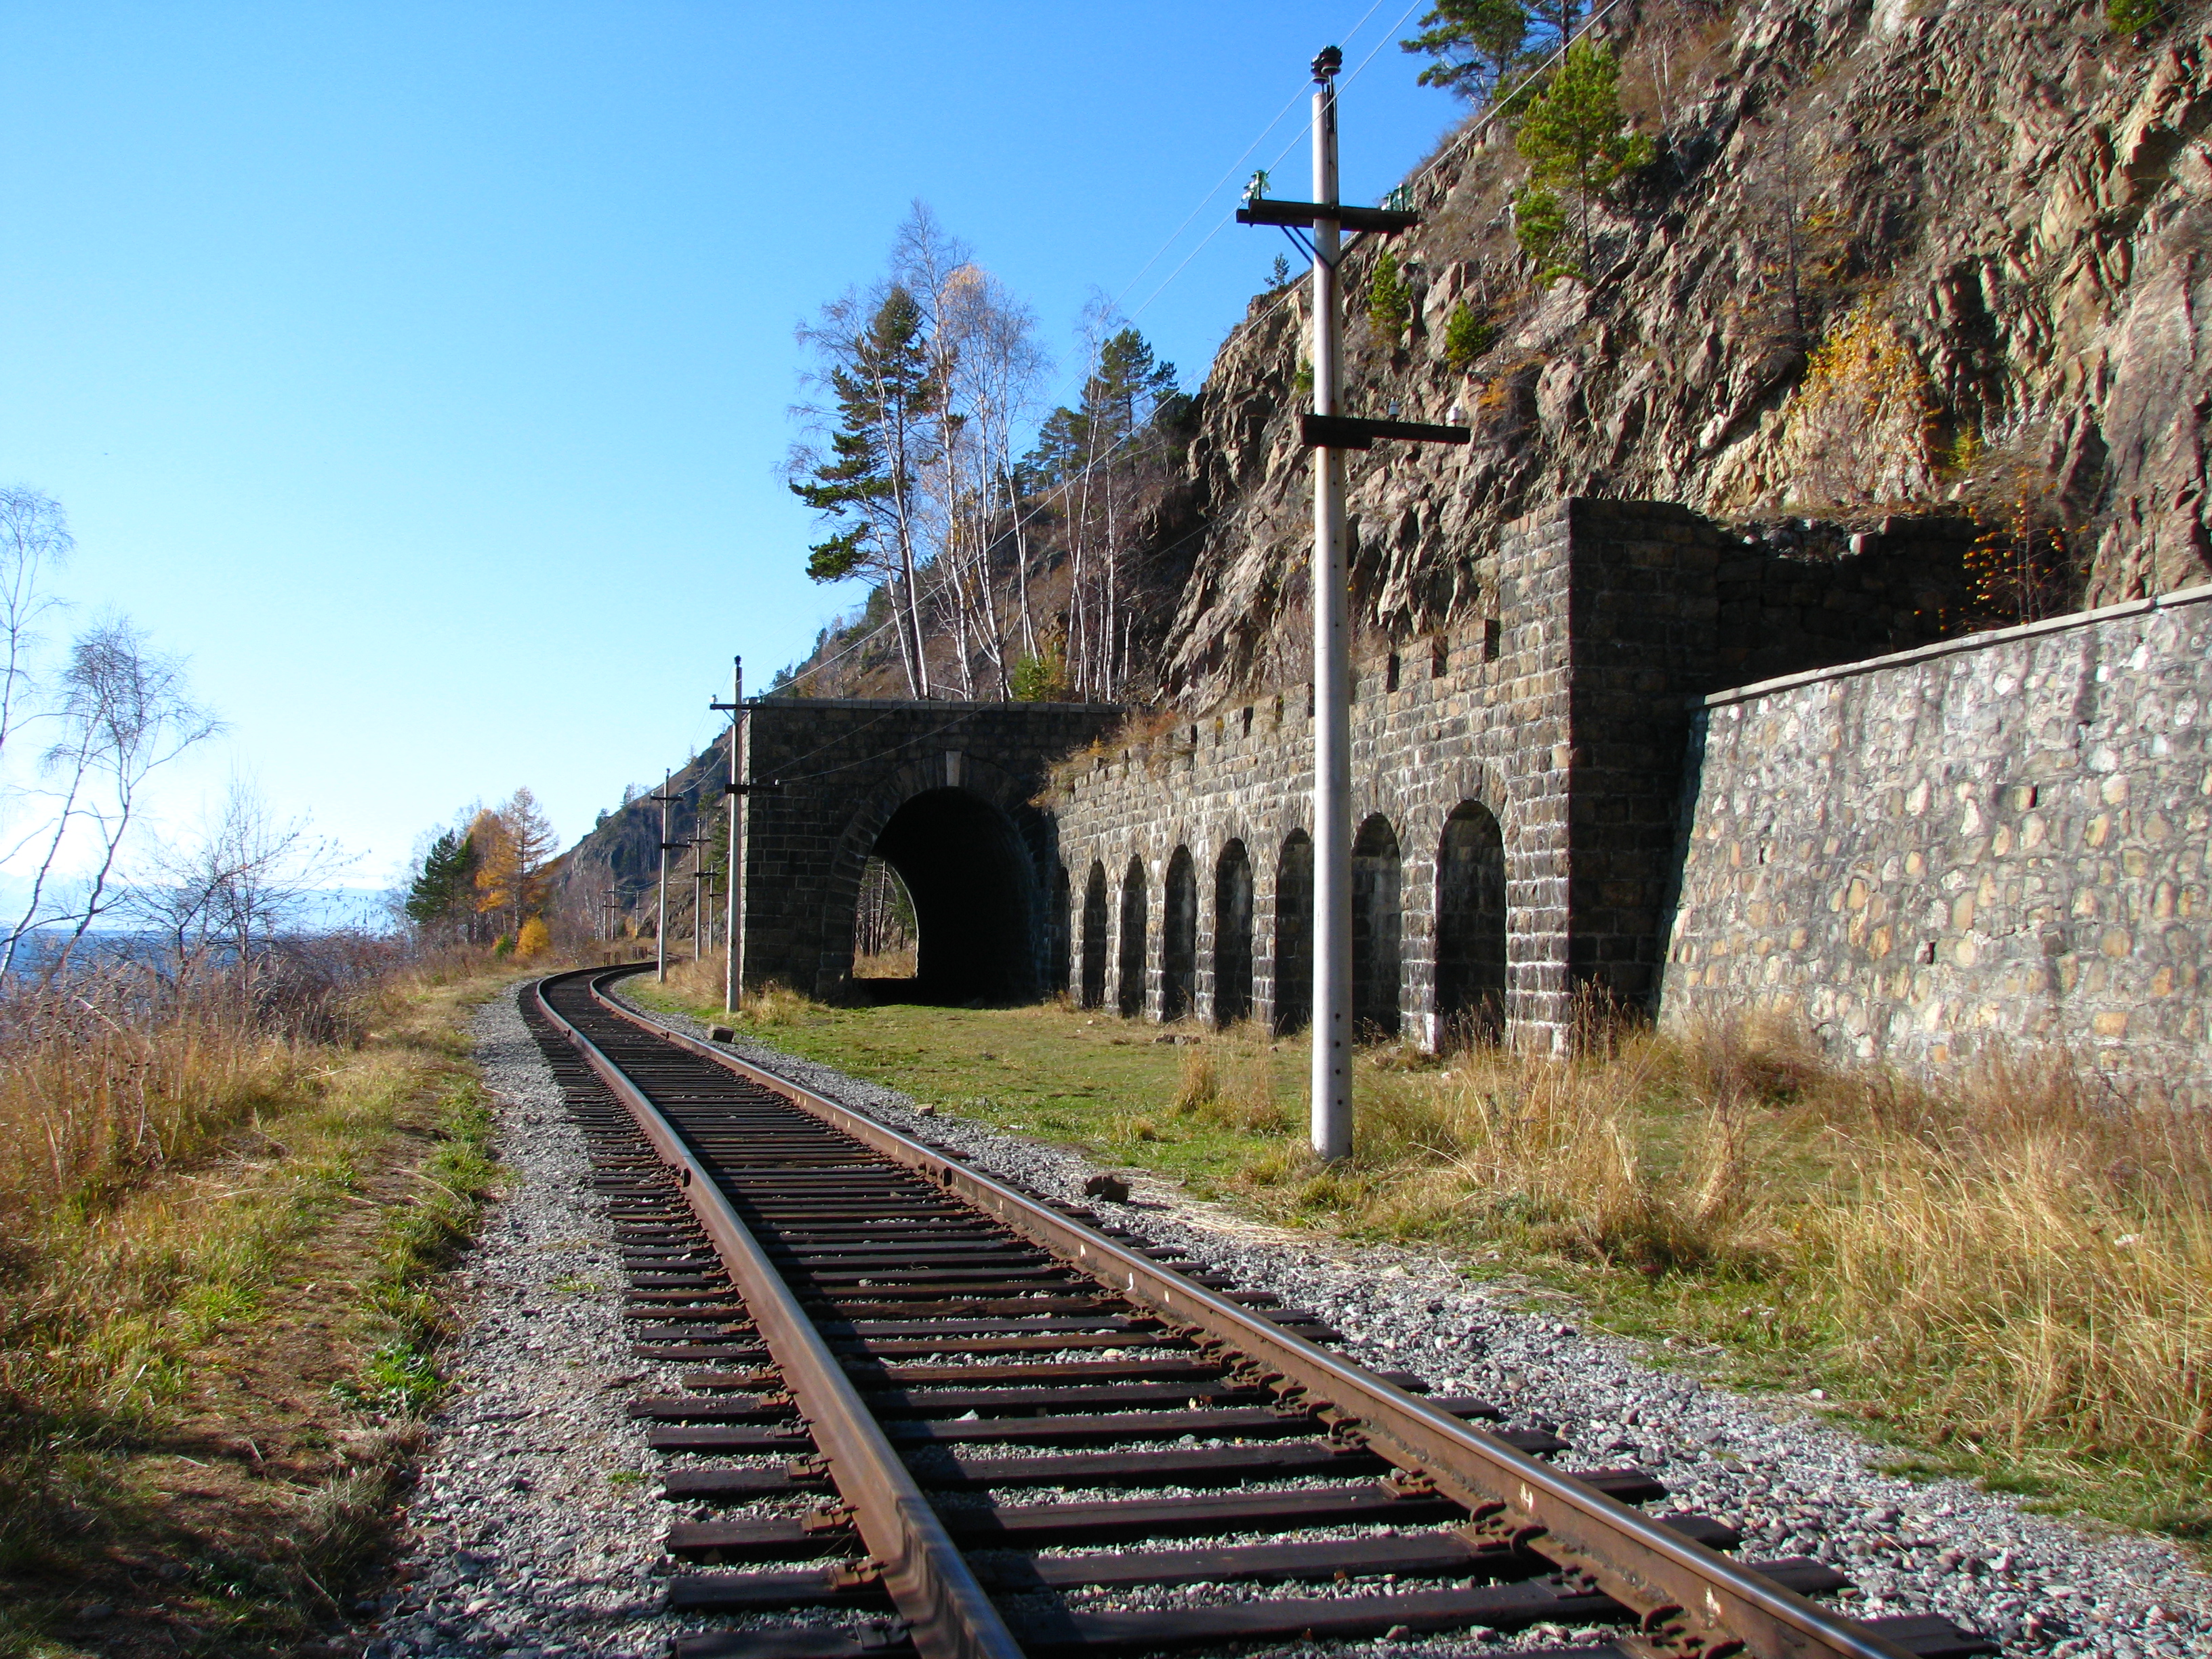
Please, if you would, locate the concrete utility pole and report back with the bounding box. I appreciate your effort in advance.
[712,657,747,1014]
[1307,46,1352,1162]
[1235,48,1466,1162]
[689,838,712,962]
[651,771,679,983]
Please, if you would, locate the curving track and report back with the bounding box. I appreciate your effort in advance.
[525,966,1998,1659]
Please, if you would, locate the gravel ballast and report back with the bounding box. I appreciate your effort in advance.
[366,983,2212,1659]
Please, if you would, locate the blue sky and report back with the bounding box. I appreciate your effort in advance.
[0,3,1465,889]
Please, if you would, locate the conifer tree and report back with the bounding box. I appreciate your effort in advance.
[469,806,516,937]
[790,286,941,696]
[1368,249,1413,344]
[1443,301,1496,370]
[502,786,557,923]
[1401,0,1530,104]
[405,828,477,930]
[1513,41,1652,279]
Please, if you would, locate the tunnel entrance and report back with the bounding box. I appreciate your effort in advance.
[852,857,919,979]
[857,787,1038,1004]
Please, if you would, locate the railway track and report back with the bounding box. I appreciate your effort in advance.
[525,966,1998,1659]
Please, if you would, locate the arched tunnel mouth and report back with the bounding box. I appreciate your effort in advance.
[853,787,1039,1006]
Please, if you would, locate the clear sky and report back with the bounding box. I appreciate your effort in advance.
[0,2,1465,892]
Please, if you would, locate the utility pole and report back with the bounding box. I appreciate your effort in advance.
[710,657,762,1016]
[1238,47,1468,1161]
[1308,47,1352,1163]
[689,837,712,962]
[651,771,680,983]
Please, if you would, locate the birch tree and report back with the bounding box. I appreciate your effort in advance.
[3,620,218,977]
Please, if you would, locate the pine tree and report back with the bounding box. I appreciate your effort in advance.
[790,286,941,695]
[1443,302,1497,371]
[1368,249,1413,345]
[1401,0,1530,104]
[1513,41,1653,279]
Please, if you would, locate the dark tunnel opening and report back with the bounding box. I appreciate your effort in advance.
[859,787,1040,1005]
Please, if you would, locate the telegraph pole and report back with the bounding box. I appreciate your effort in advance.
[1237,47,1468,1161]
[1308,48,1352,1162]
[651,771,680,983]
[689,838,712,962]
[710,657,759,1015]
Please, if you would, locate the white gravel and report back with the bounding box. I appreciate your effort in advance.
[361,983,2212,1659]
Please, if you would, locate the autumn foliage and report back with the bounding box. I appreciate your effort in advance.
[405,787,556,945]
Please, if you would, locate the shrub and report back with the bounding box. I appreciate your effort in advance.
[514,916,550,959]
[1011,643,1073,701]
[2108,0,2163,30]
[1367,249,1412,344]
[1443,302,1497,371]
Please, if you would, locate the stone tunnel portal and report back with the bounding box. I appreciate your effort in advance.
[864,787,1039,1005]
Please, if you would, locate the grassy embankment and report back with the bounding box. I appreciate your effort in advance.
[0,952,524,1659]
[638,950,2212,1553]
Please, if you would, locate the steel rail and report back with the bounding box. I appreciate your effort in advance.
[583,966,1921,1659]
[530,973,1025,1659]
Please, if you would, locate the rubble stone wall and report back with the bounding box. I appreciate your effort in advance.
[1662,585,2212,1098]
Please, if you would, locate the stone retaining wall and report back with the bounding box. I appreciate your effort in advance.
[1660,586,2212,1097]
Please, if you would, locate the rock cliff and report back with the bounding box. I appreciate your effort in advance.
[1155,0,2212,707]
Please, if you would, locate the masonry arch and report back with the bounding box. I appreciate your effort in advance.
[1162,847,1197,1021]
[1080,862,1109,1008]
[1046,861,1071,998]
[1118,857,1148,1017]
[1213,839,1254,1027]
[1273,831,1313,1034]
[1353,813,1402,1038]
[859,786,1041,1004]
[1437,800,1508,1046]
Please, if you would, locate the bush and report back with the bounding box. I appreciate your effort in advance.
[1443,302,1496,371]
[2108,0,2163,30]
[1011,644,1073,701]
[515,916,550,959]
[1367,249,1412,344]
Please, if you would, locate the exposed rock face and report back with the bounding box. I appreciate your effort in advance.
[1156,0,2212,708]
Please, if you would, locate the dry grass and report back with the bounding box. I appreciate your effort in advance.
[853,946,918,979]
[656,949,819,1027]
[1242,1013,2212,1537]
[0,945,514,1654]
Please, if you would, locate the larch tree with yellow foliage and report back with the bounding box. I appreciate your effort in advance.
[471,787,558,941]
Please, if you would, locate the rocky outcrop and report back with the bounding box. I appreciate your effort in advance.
[1153,0,2212,708]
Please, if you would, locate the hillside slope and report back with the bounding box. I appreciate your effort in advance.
[1155,0,2212,704]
